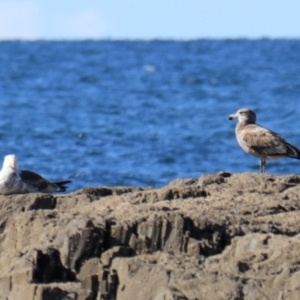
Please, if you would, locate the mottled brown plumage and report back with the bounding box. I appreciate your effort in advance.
[228,108,300,173]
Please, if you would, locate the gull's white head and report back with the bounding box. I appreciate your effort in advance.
[3,154,18,169]
[228,108,257,124]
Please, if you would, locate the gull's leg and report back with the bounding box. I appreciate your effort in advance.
[260,159,266,173]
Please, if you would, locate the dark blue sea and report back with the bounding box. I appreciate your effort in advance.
[1,40,300,192]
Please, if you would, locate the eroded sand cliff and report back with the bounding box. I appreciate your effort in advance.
[1,172,300,300]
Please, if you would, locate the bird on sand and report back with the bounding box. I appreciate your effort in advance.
[0,154,72,195]
[228,108,300,173]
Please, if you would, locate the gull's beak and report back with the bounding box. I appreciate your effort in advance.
[10,160,17,169]
[228,113,237,120]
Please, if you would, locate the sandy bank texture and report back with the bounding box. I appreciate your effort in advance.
[1,172,300,300]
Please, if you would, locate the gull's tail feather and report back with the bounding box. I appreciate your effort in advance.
[286,143,300,160]
[53,180,72,192]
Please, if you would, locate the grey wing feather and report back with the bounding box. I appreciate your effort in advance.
[19,170,49,191]
[20,170,72,192]
[242,125,300,158]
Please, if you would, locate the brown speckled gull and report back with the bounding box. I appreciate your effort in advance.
[228,108,300,173]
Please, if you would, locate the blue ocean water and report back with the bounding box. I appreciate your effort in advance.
[0,40,300,192]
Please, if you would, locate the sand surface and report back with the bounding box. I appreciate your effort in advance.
[1,172,300,299]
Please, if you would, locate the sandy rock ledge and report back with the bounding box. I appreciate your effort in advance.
[1,172,300,300]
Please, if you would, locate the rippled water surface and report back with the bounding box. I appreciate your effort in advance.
[1,40,300,192]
